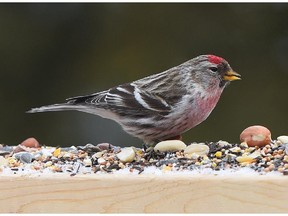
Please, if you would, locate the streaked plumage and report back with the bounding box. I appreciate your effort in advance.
[28,55,241,144]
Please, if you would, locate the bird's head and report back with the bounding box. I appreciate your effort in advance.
[207,55,241,86]
[190,54,241,88]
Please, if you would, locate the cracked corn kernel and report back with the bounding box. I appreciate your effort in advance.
[162,165,172,172]
[53,148,61,157]
[215,151,222,158]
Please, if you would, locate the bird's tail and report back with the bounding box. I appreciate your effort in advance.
[27,104,81,113]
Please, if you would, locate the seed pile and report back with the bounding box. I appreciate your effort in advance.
[1,135,288,176]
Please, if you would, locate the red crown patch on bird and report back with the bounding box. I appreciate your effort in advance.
[208,55,224,64]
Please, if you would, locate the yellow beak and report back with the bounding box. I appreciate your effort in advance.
[223,70,241,81]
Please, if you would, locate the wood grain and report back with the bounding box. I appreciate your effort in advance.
[0,174,287,213]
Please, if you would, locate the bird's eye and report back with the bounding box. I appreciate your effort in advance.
[209,67,218,72]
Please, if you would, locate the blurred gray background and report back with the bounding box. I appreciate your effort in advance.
[1,3,288,147]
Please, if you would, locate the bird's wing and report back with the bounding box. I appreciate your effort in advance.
[66,83,172,116]
[66,90,108,105]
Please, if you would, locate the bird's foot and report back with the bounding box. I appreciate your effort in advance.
[143,143,166,161]
[142,135,182,160]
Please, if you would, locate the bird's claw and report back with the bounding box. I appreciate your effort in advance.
[143,145,165,161]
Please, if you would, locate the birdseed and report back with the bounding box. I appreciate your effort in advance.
[1,139,288,176]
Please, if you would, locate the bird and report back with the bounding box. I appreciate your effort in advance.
[27,54,241,145]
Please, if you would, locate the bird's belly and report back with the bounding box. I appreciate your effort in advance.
[143,97,220,141]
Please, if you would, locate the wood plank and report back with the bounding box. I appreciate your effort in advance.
[0,174,287,213]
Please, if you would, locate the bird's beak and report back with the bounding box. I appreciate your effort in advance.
[223,70,241,81]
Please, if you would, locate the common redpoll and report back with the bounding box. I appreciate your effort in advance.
[28,55,241,144]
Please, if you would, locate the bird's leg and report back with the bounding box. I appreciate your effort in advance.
[143,139,173,160]
[142,142,155,153]
[143,143,154,161]
[143,140,160,160]
[142,143,149,152]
